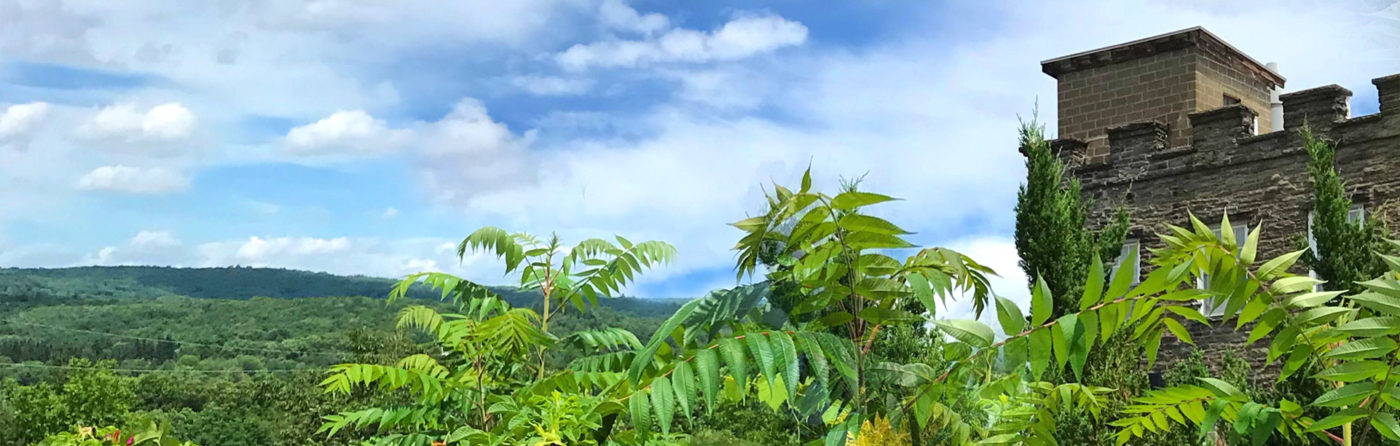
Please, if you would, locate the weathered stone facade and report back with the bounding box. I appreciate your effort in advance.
[1043,27,1284,165]
[1042,27,1400,374]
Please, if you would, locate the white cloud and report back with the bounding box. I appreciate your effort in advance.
[88,230,187,266]
[130,230,181,247]
[230,236,351,261]
[381,207,401,219]
[509,75,594,95]
[0,102,50,143]
[285,109,412,157]
[75,165,189,194]
[78,103,195,143]
[557,13,808,71]
[597,0,669,34]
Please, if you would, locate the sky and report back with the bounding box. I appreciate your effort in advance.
[1,0,1397,322]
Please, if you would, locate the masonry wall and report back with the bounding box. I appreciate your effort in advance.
[1194,49,1274,133]
[1056,48,1198,165]
[1057,75,1400,373]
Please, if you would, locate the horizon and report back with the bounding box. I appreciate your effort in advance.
[2,0,1397,325]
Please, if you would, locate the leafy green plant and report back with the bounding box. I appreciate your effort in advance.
[617,169,1211,445]
[317,228,675,445]
[37,416,196,446]
[1111,215,1400,445]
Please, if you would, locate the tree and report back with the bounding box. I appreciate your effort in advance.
[319,228,676,445]
[1015,118,1129,317]
[1300,126,1390,294]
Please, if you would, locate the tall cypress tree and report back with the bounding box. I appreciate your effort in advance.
[1014,118,1129,317]
[1300,126,1389,293]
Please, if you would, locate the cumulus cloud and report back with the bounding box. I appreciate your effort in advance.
[89,230,187,265]
[78,103,195,143]
[556,13,808,71]
[596,0,669,34]
[0,102,50,144]
[75,165,189,194]
[285,109,412,156]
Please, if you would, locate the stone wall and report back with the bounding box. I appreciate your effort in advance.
[1057,74,1400,372]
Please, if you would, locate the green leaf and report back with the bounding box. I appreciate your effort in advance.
[1164,305,1209,325]
[1350,291,1400,316]
[1240,225,1260,266]
[771,332,800,401]
[996,296,1027,335]
[1029,328,1052,380]
[936,319,994,348]
[630,299,700,383]
[1256,250,1305,279]
[1031,276,1052,325]
[830,191,897,211]
[1052,314,1078,372]
[1162,318,1194,345]
[1272,278,1326,297]
[718,338,750,385]
[1312,382,1378,408]
[747,334,777,388]
[908,273,938,316]
[1325,337,1398,360]
[1081,253,1105,310]
[1337,316,1400,337]
[1313,360,1389,382]
[813,311,855,330]
[1307,408,1367,432]
[1200,399,1227,440]
[651,376,675,435]
[630,389,651,440]
[857,307,922,324]
[695,349,720,413]
[671,361,695,420]
[1105,248,1137,298]
[837,213,910,235]
[1198,378,1246,401]
[1372,413,1400,442]
[1295,306,1352,325]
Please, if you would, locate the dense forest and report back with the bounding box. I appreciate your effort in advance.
[0,266,700,445]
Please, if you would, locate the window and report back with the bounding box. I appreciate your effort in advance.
[1201,221,1250,317]
[1115,239,1141,285]
[1223,94,1241,106]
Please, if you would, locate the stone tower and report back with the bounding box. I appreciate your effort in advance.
[1041,27,1286,164]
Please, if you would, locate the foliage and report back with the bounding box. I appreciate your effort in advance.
[1112,213,1400,444]
[37,416,196,446]
[1014,116,1130,317]
[319,228,675,445]
[0,269,680,446]
[1299,126,1391,294]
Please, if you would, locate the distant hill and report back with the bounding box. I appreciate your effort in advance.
[0,266,687,317]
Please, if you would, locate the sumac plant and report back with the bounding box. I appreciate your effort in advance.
[317,228,677,445]
[1115,227,1400,445]
[620,170,1191,445]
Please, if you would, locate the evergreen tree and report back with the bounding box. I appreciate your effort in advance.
[1300,126,1389,293]
[1014,117,1129,317]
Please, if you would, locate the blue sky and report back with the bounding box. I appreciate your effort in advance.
[1,0,1396,317]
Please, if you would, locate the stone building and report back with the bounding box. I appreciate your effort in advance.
[1040,26,1400,371]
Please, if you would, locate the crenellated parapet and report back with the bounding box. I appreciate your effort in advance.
[1059,74,1399,196]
